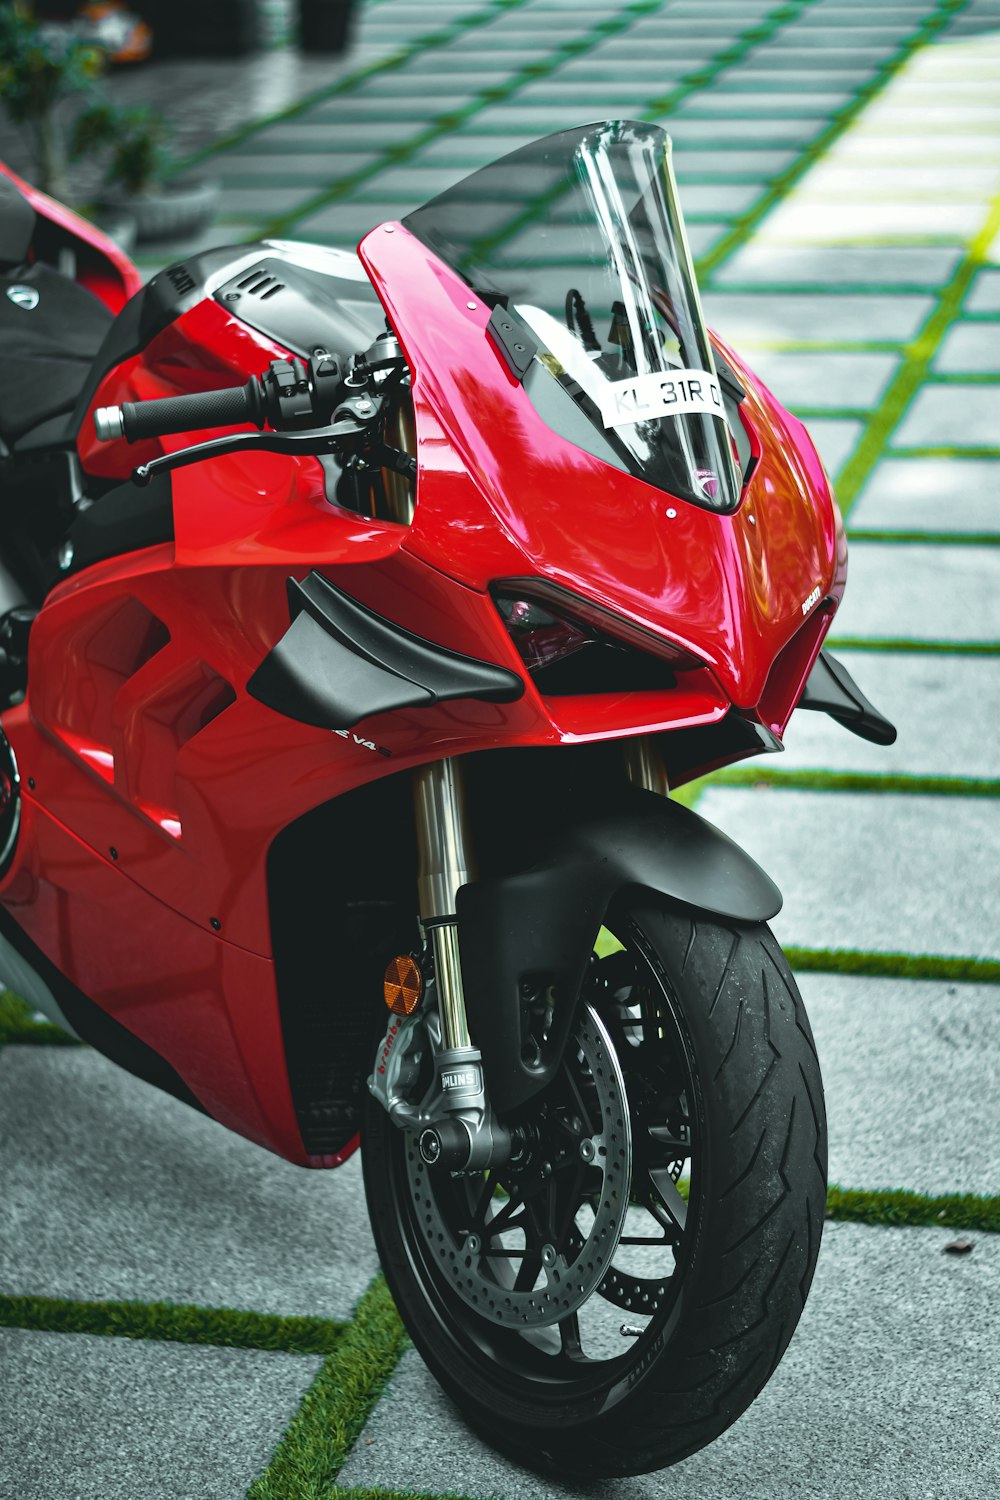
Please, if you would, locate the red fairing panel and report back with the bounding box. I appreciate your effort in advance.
[0,161,141,312]
[359,223,846,712]
[0,219,844,1168]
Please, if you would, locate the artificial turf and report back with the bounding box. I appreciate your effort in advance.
[783,948,1000,986]
[247,1276,408,1500]
[0,991,80,1048]
[0,1293,345,1356]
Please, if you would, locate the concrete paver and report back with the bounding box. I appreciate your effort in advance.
[803,972,1000,1194]
[713,243,962,288]
[0,1048,377,1321]
[966,270,1000,312]
[697,787,1000,960]
[934,323,1000,374]
[801,417,864,477]
[736,349,898,411]
[0,1329,319,1500]
[339,1226,1000,1498]
[832,543,1000,642]
[849,457,1000,534]
[702,290,934,345]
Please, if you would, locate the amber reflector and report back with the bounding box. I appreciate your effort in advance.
[384,954,424,1016]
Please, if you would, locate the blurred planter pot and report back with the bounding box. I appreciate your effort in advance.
[299,0,357,54]
[96,177,219,243]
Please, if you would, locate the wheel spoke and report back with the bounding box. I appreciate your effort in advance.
[649,1167,688,1234]
[484,1193,524,1238]
[647,1126,692,1157]
[470,1175,497,1231]
[514,1251,542,1293]
[559,1311,585,1360]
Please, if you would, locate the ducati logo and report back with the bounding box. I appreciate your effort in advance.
[801,585,822,616]
[6,284,39,311]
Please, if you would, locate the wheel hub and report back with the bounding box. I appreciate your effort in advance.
[406,1004,631,1328]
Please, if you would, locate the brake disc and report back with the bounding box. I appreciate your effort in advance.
[406,1004,631,1329]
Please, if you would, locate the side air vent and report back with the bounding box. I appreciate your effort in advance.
[213,256,385,360]
[235,267,286,300]
[166,264,196,297]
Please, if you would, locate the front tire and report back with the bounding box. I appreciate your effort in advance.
[363,901,826,1477]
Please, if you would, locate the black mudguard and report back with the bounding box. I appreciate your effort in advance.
[457,789,781,1115]
[798,649,897,745]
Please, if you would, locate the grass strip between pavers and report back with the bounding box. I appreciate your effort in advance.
[835,188,1000,515]
[247,1274,407,1500]
[825,1187,1000,1235]
[464,0,819,260]
[846,530,1000,546]
[177,0,534,173]
[784,947,1000,987]
[258,0,738,241]
[708,768,1000,798]
[0,1293,345,1356]
[0,990,80,1048]
[695,0,971,283]
[825,636,1000,657]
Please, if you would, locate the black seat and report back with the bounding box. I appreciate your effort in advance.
[0,172,113,448]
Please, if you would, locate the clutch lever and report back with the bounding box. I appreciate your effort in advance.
[131,410,416,488]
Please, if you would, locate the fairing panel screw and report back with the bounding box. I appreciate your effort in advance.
[665,508,677,519]
[210,917,222,931]
[58,541,74,571]
[466,301,477,310]
[109,847,118,861]
[748,513,756,526]
[27,777,35,790]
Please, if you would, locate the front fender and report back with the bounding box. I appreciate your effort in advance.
[457,790,781,1115]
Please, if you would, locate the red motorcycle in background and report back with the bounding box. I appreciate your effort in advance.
[0,122,894,1476]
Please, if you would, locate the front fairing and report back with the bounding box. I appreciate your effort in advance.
[360,220,844,718]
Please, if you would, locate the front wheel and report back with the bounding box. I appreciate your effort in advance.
[362,901,827,1477]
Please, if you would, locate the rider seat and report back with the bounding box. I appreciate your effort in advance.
[0,173,114,449]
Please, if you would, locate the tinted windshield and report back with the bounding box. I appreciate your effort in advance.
[404,121,741,512]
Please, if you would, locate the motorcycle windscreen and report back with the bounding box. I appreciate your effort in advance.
[403,120,741,513]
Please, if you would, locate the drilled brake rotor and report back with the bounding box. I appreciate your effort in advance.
[406,1004,631,1328]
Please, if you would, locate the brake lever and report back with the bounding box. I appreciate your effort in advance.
[131,420,365,487]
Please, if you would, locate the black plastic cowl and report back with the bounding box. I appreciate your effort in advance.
[799,649,897,745]
[248,571,523,731]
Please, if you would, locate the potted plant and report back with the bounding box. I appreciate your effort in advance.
[0,5,103,199]
[69,101,219,243]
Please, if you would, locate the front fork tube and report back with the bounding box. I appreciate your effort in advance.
[412,758,509,1169]
[622,735,670,797]
[413,757,474,1050]
[403,743,665,1169]
[413,742,667,1059]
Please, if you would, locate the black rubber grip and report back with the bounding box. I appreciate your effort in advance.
[120,383,257,442]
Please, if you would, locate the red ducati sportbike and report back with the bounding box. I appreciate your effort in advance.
[0,123,894,1475]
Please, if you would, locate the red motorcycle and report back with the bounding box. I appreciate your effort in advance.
[0,122,894,1476]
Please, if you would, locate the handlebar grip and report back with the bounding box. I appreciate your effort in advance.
[94,381,259,444]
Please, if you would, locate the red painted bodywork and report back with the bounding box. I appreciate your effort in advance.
[0,161,141,312]
[0,216,846,1168]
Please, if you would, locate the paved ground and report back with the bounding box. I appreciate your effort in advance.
[1,1,998,1497]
